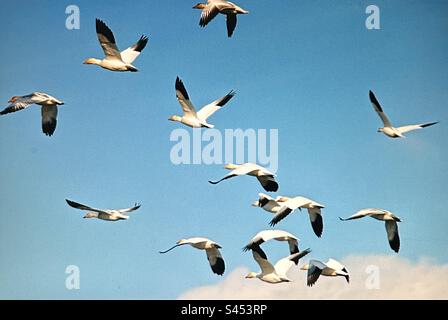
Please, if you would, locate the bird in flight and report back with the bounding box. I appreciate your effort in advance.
[245,250,311,284]
[301,259,350,287]
[66,199,141,221]
[193,0,249,38]
[159,237,225,276]
[209,163,279,192]
[340,208,402,253]
[1,92,64,136]
[169,77,235,128]
[369,90,438,138]
[84,19,148,72]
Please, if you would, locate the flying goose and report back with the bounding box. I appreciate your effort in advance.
[369,90,438,138]
[84,19,148,72]
[243,230,307,265]
[66,199,141,221]
[301,259,350,287]
[339,208,401,253]
[193,0,249,37]
[159,237,225,276]
[169,77,235,128]
[209,163,278,192]
[1,92,64,136]
[245,250,311,284]
[253,193,325,237]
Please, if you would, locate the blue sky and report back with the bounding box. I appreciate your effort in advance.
[0,0,447,299]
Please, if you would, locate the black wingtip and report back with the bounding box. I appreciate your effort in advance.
[421,121,439,128]
[208,180,218,185]
[263,181,279,192]
[211,257,225,276]
[66,199,78,208]
[42,120,57,137]
[369,90,376,102]
[135,35,149,52]
[175,77,190,100]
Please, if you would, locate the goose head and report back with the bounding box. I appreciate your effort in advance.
[8,96,19,103]
[193,3,207,9]
[300,263,310,271]
[83,58,101,65]
[83,212,98,219]
[168,115,182,122]
[224,163,238,170]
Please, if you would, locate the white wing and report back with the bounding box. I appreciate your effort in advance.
[120,36,148,64]
[273,255,296,277]
[196,91,235,121]
[117,203,141,214]
[339,208,384,221]
[369,90,392,127]
[96,19,122,61]
[325,258,345,271]
[252,251,275,275]
[269,198,310,226]
[284,197,313,210]
[397,122,438,134]
[175,77,197,117]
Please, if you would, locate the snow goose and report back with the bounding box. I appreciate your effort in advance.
[253,193,325,238]
[169,77,235,128]
[243,230,307,265]
[209,163,278,192]
[1,92,64,136]
[159,237,225,276]
[66,199,141,221]
[339,208,401,253]
[193,0,249,38]
[301,259,350,287]
[245,250,311,284]
[84,19,148,72]
[369,90,438,138]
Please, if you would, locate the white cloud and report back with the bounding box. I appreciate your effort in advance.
[178,255,448,300]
